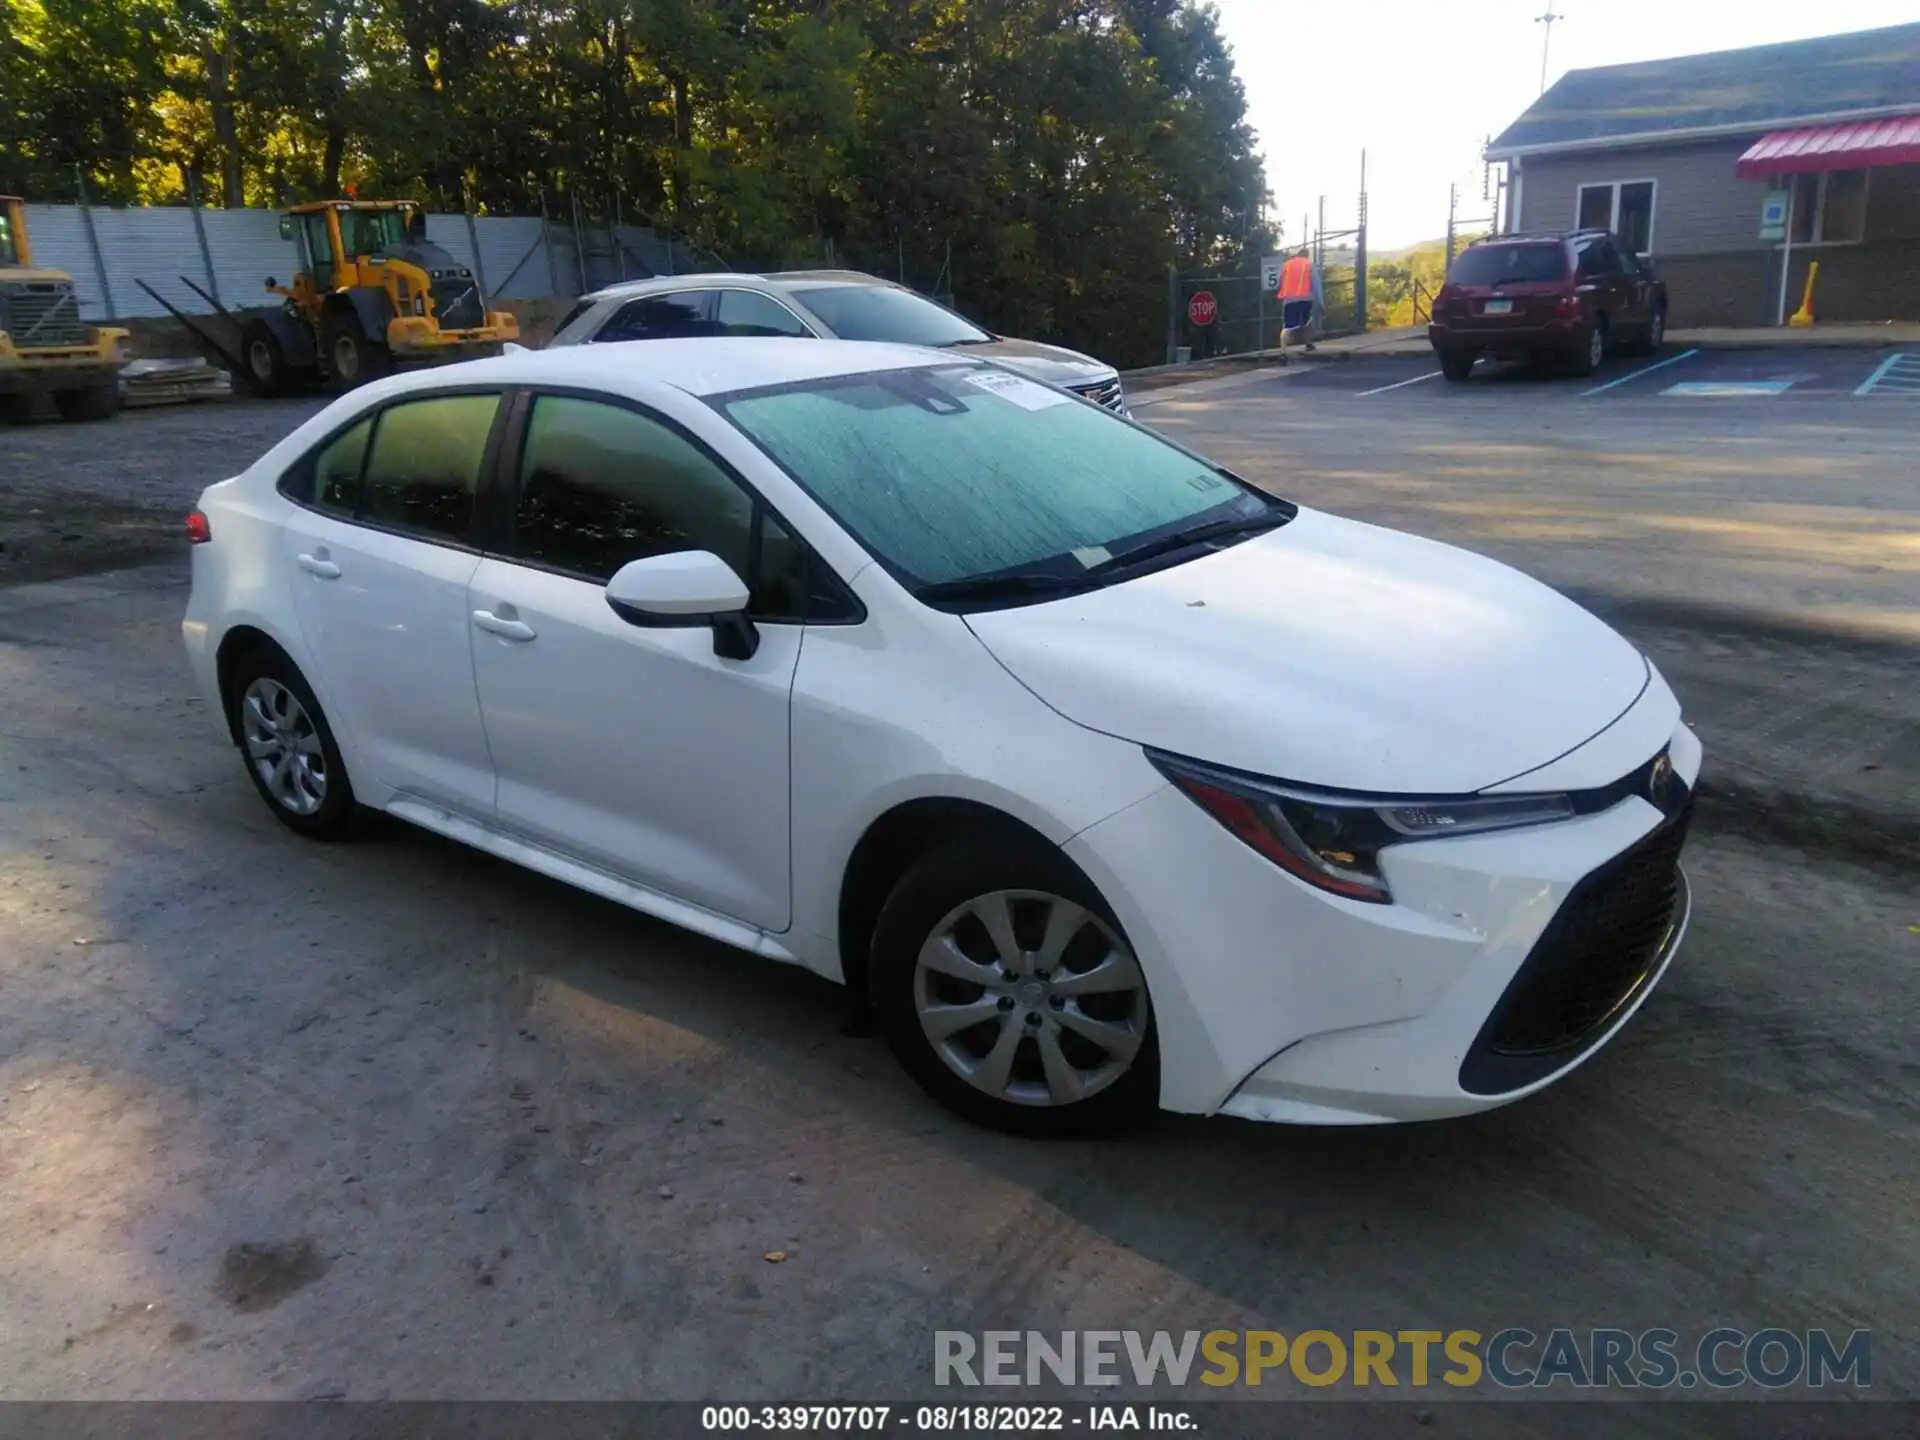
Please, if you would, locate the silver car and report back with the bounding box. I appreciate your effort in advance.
[546,269,1128,414]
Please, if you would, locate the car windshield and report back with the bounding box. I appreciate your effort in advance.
[789,285,992,346]
[1450,244,1566,285]
[717,364,1289,600]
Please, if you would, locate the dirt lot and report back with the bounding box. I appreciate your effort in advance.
[2,373,1916,1427]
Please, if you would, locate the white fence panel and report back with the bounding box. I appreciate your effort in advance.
[13,204,725,319]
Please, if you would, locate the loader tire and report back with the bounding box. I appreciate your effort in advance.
[321,313,391,392]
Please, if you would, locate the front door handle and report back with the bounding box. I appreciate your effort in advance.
[472,610,536,642]
[297,553,341,579]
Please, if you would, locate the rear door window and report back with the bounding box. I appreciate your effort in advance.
[358,393,500,543]
[595,291,718,342]
[281,415,372,515]
[1449,245,1567,286]
[716,290,813,338]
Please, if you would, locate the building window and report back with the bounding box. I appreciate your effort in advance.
[1575,180,1656,255]
[1788,170,1868,245]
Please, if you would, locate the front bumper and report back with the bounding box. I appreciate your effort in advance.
[0,328,128,394]
[1065,716,1702,1124]
[385,311,520,355]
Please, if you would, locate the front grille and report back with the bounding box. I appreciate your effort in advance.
[1459,800,1691,1096]
[1,284,87,347]
[431,279,485,331]
[1071,378,1126,412]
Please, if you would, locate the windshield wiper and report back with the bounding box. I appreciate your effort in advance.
[1084,508,1291,576]
[913,570,1094,605]
[937,336,997,347]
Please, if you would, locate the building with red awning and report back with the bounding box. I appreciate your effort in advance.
[1485,23,1920,327]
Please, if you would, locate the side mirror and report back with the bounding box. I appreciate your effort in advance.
[278,215,295,241]
[604,551,758,660]
[265,276,279,290]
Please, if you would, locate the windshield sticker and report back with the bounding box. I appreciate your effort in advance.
[1070,545,1113,569]
[964,370,1073,411]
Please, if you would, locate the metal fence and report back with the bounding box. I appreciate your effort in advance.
[20,202,721,322]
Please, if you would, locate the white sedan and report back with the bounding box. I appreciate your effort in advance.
[182,339,1700,1135]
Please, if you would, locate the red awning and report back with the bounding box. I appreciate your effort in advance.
[1735,114,1920,178]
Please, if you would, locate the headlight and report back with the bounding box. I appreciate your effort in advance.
[1148,751,1574,904]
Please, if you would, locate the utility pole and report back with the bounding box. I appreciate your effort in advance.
[1535,8,1563,95]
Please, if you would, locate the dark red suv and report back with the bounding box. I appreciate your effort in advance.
[1428,230,1668,381]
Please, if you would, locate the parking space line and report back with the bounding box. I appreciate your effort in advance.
[1581,347,1699,396]
[1855,353,1916,396]
[1356,370,1442,396]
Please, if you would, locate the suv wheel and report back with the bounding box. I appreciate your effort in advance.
[870,839,1158,1136]
[1439,349,1475,382]
[1568,320,1605,377]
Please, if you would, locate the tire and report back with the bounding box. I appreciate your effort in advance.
[1439,348,1475,382]
[320,312,391,392]
[1566,319,1605,377]
[1634,306,1667,357]
[225,646,360,841]
[869,838,1158,1137]
[53,382,120,422]
[0,394,33,424]
[242,319,301,397]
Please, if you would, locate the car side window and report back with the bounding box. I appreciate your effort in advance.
[358,393,499,543]
[716,290,812,338]
[508,395,822,622]
[596,291,717,342]
[281,415,372,514]
[1578,238,1622,277]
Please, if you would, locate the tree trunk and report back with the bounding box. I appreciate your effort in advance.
[317,3,350,196]
[207,37,244,207]
[669,72,693,230]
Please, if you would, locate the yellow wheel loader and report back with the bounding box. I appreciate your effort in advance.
[0,197,129,422]
[239,199,518,395]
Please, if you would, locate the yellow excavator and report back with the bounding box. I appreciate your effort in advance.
[238,199,518,394]
[0,196,129,421]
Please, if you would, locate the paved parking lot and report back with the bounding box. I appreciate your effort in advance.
[2,365,1917,1426]
[1258,344,1920,402]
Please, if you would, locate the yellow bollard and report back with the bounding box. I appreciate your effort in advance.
[1788,260,1818,328]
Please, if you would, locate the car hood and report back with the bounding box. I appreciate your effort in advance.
[963,336,1115,389]
[963,508,1650,795]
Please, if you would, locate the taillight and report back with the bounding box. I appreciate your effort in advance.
[186,510,212,544]
[1556,294,1582,317]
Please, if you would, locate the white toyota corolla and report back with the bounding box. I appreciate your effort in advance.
[182,339,1700,1135]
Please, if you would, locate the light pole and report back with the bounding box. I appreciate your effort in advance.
[1535,8,1564,96]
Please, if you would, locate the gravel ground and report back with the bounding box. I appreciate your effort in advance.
[1,371,1916,1425]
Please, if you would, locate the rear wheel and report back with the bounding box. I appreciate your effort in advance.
[53,382,120,422]
[225,647,360,840]
[242,319,303,397]
[870,838,1158,1137]
[1567,319,1605,377]
[0,394,33,424]
[1439,348,1476,382]
[320,312,391,392]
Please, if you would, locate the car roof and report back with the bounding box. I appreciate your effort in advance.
[579,269,903,304]
[366,336,960,402]
[1465,233,1572,247]
[580,272,771,303]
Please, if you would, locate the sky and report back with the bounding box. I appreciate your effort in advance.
[1208,0,1920,251]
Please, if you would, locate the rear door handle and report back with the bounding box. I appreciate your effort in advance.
[472,610,536,642]
[297,553,341,579]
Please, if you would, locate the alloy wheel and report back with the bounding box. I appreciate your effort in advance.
[241,677,328,815]
[912,889,1149,1108]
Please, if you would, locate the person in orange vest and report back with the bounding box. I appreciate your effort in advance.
[1278,250,1319,360]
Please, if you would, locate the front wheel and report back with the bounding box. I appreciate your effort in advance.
[870,840,1158,1136]
[320,313,391,392]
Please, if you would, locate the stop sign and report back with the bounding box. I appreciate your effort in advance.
[1187,290,1218,326]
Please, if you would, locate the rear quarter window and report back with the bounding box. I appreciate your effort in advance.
[1449,245,1568,285]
